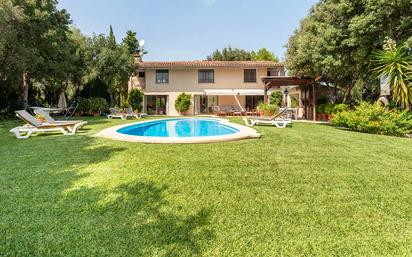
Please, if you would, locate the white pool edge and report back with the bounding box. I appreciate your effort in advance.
[95,118,260,144]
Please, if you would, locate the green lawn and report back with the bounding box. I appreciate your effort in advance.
[1,117,412,256]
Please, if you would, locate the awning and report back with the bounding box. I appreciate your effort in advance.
[234,89,264,96]
[204,89,264,96]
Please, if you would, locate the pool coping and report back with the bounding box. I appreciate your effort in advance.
[95,118,260,144]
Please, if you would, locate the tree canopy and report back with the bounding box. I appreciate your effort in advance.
[0,0,144,113]
[285,0,412,104]
[251,48,279,62]
[207,47,252,61]
[207,47,279,62]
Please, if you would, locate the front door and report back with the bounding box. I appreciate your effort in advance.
[194,95,208,114]
[146,95,168,115]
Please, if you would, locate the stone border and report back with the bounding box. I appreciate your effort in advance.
[95,118,260,144]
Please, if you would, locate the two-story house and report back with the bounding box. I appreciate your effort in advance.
[129,61,304,116]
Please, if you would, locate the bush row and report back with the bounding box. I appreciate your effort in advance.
[77,97,109,115]
[317,104,350,114]
[332,102,412,137]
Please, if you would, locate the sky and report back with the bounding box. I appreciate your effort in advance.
[58,0,318,61]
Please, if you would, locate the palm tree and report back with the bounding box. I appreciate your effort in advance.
[372,44,412,109]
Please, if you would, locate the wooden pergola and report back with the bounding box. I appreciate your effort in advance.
[262,76,317,121]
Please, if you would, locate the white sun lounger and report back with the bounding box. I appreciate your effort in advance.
[9,110,87,139]
[125,107,147,119]
[33,109,84,124]
[243,108,292,128]
[107,108,127,120]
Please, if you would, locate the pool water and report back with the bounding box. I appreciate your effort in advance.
[117,118,239,137]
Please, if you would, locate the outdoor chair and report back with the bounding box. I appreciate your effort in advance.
[214,106,227,116]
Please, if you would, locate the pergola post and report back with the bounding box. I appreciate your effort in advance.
[304,87,308,120]
[263,83,269,104]
[312,84,316,121]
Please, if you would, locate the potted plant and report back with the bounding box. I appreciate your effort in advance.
[35,113,46,122]
[257,102,278,116]
[316,104,325,120]
[175,93,192,115]
[324,104,333,120]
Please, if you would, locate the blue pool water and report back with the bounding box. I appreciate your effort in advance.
[117,118,239,137]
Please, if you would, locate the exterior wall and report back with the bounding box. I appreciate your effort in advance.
[143,67,270,93]
[137,66,285,116]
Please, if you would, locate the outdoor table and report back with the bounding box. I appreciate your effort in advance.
[30,107,63,114]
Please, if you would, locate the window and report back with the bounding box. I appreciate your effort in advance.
[267,68,280,77]
[156,70,169,83]
[198,69,214,83]
[244,69,257,82]
[138,71,145,78]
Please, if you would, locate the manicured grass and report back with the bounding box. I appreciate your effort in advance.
[0,117,412,256]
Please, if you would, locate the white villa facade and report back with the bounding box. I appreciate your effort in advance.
[128,61,306,117]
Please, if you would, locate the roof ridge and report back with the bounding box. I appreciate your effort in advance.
[138,60,283,68]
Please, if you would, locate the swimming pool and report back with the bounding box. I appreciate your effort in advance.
[117,118,239,137]
[96,118,260,143]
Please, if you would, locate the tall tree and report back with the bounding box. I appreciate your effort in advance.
[108,25,116,50]
[285,0,412,104]
[122,30,140,55]
[85,28,135,107]
[0,0,72,108]
[207,47,252,61]
[251,48,279,62]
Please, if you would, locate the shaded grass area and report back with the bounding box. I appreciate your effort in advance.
[0,117,411,256]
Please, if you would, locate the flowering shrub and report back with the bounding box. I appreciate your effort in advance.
[332,102,412,137]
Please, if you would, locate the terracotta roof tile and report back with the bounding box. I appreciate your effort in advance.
[138,61,283,68]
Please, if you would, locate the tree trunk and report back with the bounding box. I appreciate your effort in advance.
[333,84,338,104]
[109,89,114,107]
[21,73,29,110]
[342,82,355,104]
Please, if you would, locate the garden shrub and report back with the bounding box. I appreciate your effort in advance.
[127,89,144,111]
[332,102,412,137]
[269,91,283,106]
[88,97,108,114]
[317,103,349,114]
[332,104,350,114]
[77,97,90,114]
[175,93,192,114]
